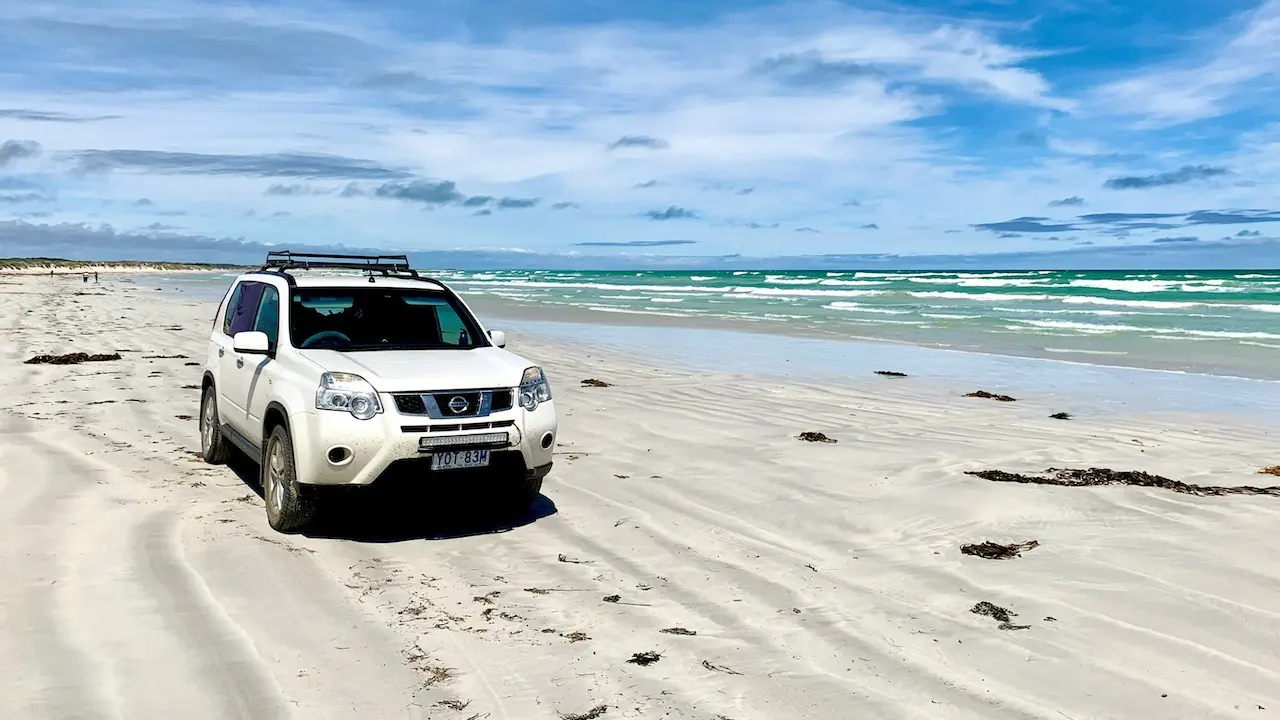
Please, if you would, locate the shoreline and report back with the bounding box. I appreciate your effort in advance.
[463,293,1280,384]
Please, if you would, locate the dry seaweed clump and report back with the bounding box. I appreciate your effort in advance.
[961,540,1039,560]
[875,370,908,377]
[797,431,836,443]
[1260,466,1280,477]
[25,352,122,365]
[1049,412,1072,420]
[581,378,611,387]
[971,601,1030,631]
[965,390,1016,402]
[627,651,663,666]
[968,467,1280,497]
[559,706,608,720]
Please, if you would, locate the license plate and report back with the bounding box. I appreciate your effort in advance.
[430,448,490,471]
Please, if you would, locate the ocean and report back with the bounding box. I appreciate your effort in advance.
[157,268,1280,382]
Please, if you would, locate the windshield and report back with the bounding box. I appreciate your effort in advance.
[289,287,487,351]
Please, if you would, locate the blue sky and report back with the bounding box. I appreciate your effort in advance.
[1,0,1280,268]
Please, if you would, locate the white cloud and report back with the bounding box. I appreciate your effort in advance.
[1092,0,1280,126]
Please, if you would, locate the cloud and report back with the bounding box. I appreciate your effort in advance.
[61,149,413,179]
[0,108,119,122]
[573,240,698,247]
[372,180,464,205]
[1014,131,1045,147]
[1093,0,1280,125]
[1048,196,1084,207]
[0,139,41,167]
[859,223,879,230]
[496,197,539,209]
[795,227,820,233]
[1104,165,1230,190]
[997,232,1022,238]
[550,201,579,210]
[1152,236,1199,244]
[753,52,882,89]
[1183,209,1280,225]
[736,188,755,195]
[607,136,669,151]
[1238,229,1263,237]
[473,209,493,216]
[0,192,47,204]
[462,196,494,207]
[633,180,659,189]
[842,199,861,207]
[973,217,1078,233]
[1077,212,1181,223]
[143,222,181,231]
[0,177,42,191]
[264,183,332,196]
[134,197,154,206]
[643,206,698,221]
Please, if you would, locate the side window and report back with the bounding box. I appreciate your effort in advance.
[227,282,266,336]
[221,283,244,336]
[253,286,280,348]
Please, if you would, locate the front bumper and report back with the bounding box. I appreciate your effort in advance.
[289,396,557,486]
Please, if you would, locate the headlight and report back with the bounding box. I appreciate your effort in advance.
[519,366,552,411]
[315,372,383,420]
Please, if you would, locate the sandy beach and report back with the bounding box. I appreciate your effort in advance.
[2,272,1279,719]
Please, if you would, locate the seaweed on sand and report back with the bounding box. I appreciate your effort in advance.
[967,467,1280,497]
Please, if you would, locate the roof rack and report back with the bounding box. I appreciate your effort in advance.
[262,251,416,275]
[254,251,447,289]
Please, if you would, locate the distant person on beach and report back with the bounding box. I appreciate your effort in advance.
[94,272,98,283]
[82,272,88,283]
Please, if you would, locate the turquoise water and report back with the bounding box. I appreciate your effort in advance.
[155,269,1280,380]
[436,269,1280,380]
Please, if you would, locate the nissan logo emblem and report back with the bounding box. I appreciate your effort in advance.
[447,396,470,413]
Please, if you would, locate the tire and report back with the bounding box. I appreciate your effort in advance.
[199,386,233,465]
[262,424,317,533]
[500,473,544,516]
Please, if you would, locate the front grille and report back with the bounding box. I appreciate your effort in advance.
[392,388,513,419]
[401,420,516,433]
[490,389,513,411]
[394,394,427,415]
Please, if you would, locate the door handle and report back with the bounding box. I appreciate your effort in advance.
[236,357,244,369]
[218,348,225,357]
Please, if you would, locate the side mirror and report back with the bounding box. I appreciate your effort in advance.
[233,331,271,355]
[487,329,507,348]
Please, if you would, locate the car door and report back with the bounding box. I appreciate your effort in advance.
[243,283,282,435]
[219,280,266,438]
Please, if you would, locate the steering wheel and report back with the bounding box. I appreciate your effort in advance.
[299,330,351,348]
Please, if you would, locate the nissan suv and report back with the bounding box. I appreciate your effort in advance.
[198,252,557,533]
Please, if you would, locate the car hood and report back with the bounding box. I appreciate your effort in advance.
[297,347,533,393]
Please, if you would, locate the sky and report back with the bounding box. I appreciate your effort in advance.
[2,0,1280,269]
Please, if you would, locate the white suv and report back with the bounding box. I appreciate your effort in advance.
[198,252,557,533]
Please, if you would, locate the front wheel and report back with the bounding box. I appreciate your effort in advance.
[498,472,544,516]
[262,424,317,533]
[199,386,232,464]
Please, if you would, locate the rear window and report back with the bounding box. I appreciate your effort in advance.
[289,287,486,351]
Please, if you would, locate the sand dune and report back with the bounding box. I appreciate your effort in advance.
[2,274,1278,719]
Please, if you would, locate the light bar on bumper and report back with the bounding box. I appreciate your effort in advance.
[417,431,511,451]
